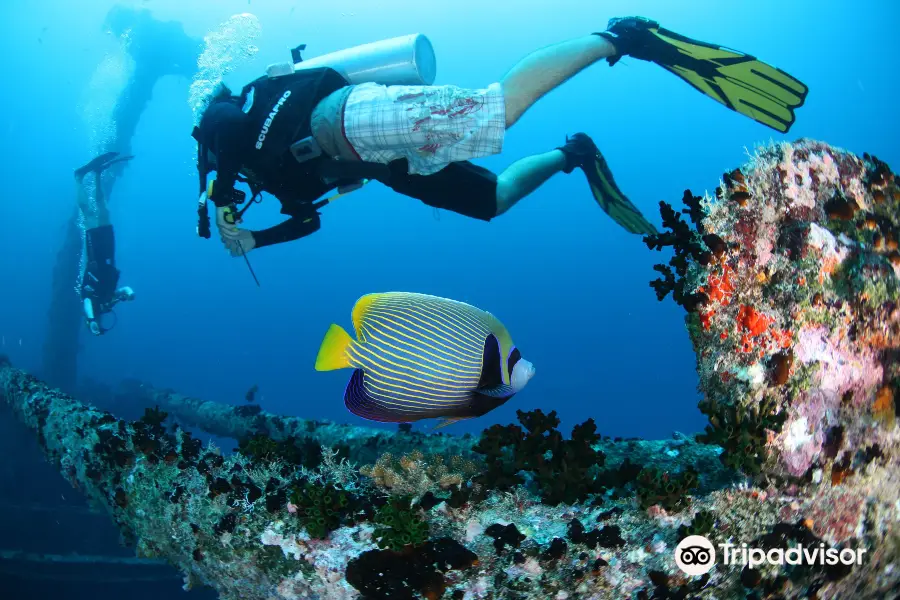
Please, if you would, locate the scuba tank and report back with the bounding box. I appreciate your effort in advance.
[291,34,436,86]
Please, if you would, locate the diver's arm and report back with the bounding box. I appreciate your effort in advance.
[208,105,249,207]
[251,215,321,249]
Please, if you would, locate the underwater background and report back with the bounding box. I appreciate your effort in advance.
[0,0,898,597]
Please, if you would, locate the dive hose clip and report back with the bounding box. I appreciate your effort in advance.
[289,136,323,164]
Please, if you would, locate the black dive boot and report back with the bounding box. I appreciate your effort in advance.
[557,132,601,175]
[593,16,663,66]
[557,133,658,236]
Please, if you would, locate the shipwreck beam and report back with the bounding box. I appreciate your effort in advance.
[124,381,479,465]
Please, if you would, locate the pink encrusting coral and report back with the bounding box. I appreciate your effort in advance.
[805,487,866,545]
[794,325,884,404]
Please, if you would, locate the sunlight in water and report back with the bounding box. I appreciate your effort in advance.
[79,37,134,215]
[75,34,135,295]
[189,12,262,126]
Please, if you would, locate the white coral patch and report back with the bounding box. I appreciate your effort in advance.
[306,524,376,572]
[465,520,484,542]
[814,152,841,185]
[261,524,305,560]
[807,223,838,253]
[522,557,543,575]
[735,363,766,386]
[627,547,649,563]
[784,417,813,452]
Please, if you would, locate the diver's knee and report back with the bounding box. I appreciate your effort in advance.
[503,100,523,129]
[494,180,512,216]
[500,81,528,128]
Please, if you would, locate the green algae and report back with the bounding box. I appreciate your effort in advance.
[373,496,430,551]
[697,395,786,476]
[678,510,716,539]
[289,481,354,539]
[635,466,699,512]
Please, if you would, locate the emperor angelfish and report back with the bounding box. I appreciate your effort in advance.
[314,292,535,426]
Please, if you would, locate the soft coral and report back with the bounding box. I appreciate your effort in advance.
[474,410,606,505]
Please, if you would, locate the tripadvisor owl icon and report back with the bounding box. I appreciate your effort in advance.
[675,535,716,576]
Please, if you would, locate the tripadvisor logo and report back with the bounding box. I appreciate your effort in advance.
[675,536,716,576]
[674,536,866,576]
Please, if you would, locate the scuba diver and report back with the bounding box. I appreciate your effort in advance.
[191,16,808,255]
[74,152,136,336]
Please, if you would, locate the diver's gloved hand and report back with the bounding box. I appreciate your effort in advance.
[221,228,256,257]
[216,204,241,235]
[594,16,661,66]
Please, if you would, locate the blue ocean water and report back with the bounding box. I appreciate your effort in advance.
[2,0,899,435]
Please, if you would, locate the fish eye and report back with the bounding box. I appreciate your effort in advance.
[507,347,521,373]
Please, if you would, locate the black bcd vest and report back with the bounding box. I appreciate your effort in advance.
[237,67,350,211]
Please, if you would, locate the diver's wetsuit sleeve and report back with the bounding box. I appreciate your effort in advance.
[252,214,321,249]
[209,104,249,208]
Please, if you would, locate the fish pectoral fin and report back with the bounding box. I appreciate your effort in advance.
[433,417,470,430]
[315,323,354,371]
[475,384,516,398]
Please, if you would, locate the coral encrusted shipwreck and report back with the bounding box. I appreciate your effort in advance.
[1,139,899,599]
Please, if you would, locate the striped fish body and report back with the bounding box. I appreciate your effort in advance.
[315,292,520,423]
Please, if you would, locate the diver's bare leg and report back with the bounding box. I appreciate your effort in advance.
[74,175,101,230]
[94,172,112,228]
[501,35,615,127]
[495,150,567,215]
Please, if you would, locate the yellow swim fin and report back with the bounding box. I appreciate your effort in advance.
[601,17,808,133]
[560,133,658,235]
[315,324,354,371]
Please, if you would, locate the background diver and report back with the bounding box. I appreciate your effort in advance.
[74,152,136,336]
[43,5,201,389]
[190,16,808,256]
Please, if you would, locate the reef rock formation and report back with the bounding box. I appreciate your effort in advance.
[2,140,898,599]
[646,139,900,598]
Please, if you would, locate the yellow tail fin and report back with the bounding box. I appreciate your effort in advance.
[315,324,354,371]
